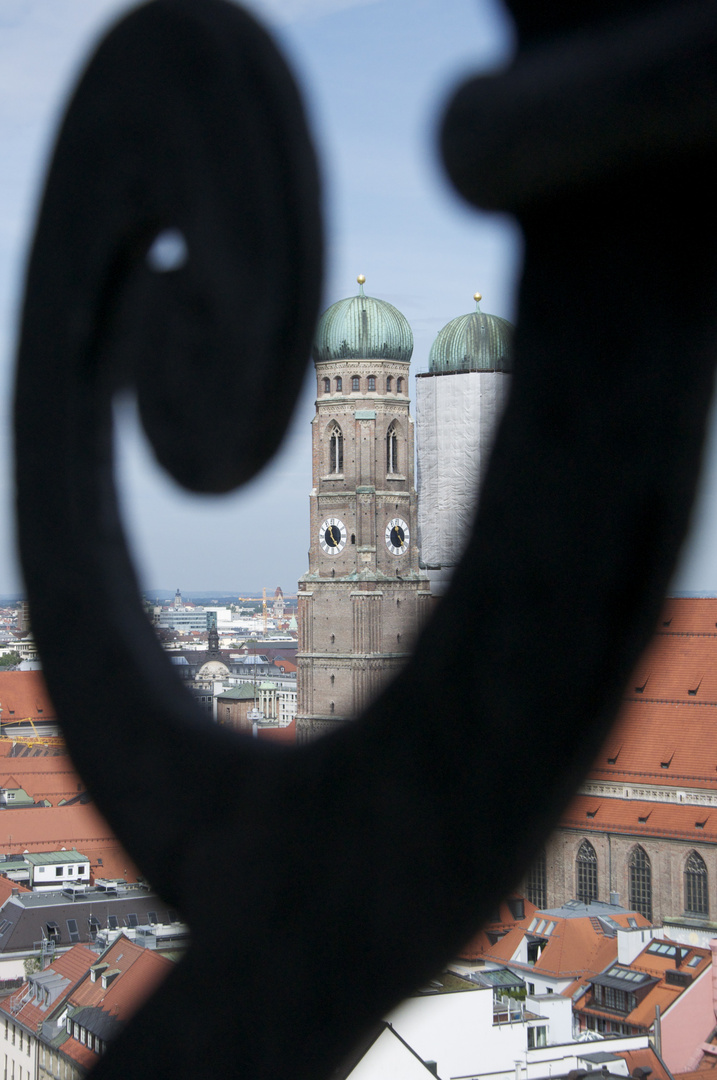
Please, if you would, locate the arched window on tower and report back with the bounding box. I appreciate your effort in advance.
[386,424,398,475]
[629,846,652,921]
[576,839,598,903]
[351,375,360,392]
[396,376,404,393]
[328,423,343,474]
[386,375,393,392]
[685,850,708,915]
[368,375,376,392]
[323,377,330,394]
[335,376,342,392]
[525,848,547,908]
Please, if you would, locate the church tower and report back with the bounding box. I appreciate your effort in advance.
[296,277,431,742]
[416,293,513,595]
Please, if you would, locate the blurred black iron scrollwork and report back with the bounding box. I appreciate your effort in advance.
[13,0,717,1078]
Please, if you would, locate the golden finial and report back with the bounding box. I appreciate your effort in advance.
[357,274,366,285]
[474,292,482,302]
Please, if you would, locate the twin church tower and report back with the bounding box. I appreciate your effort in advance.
[296,276,513,742]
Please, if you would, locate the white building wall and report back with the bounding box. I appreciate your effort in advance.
[617,926,657,964]
[0,959,29,981]
[388,989,654,1080]
[525,994,572,1044]
[388,988,527,1080]
[415,371,510,580]
[347,1027,435,1080]
[1,1018,37,1080]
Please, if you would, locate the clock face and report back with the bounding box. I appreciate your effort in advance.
[319,517,347,555]
[386,517,410,555]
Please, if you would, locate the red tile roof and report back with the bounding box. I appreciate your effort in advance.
[463,906,650,977]
[618,1047,674,1080]
[0,755,87,804]
[0,671,57,724]
[0,804,138,881]
[68,934,172,1021]
[257,719,296,744]
[0,944,96,1031]
[459,896,537,959]
[573,939,710,1031]
[674,1062,717,1080]
[587,599,717,788]
[652,598,717,634]
[563,794,717,843]
[61,1039,98,1069]
[0,876,29,900]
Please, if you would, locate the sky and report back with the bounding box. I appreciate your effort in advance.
[0,0,715,595]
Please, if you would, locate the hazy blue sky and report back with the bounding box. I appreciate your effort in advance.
[0,0,715,595]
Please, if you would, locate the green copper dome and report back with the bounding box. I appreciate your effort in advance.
[313,277,413,363]
[428,295,513,374]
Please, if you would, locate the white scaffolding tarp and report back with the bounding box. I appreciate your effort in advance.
[416,371,511,570]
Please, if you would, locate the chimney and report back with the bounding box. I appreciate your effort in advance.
[654,1004,662,1056]
[610,891,620,906]
[618,925,649,966]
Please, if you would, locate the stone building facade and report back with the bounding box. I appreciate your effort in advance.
[296,278,431,741]
[525,597,717,943]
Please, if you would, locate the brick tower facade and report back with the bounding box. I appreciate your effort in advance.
[296,278,431,742]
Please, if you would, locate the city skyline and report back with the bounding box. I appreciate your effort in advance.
[0,0,715,593]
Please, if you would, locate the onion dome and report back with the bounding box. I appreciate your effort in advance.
[428,293,513,374]
[313,276,413,363]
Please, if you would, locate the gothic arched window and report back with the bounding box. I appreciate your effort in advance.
[576,839,598,903]
[685,851,708,915]
[323,377,330,394]
[335,376,342,392]
[525,848,547,909]
[386,375,393,392]
[368,375,376,392]
[396,376,404,393]
[386,424,398,475]
[328,424,343,474]
[351,375,360,391]
[629,846,652,921]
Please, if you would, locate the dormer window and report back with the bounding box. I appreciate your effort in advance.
[527,939,546,964]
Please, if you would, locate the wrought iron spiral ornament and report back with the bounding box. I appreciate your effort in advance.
[13,0,717,1077]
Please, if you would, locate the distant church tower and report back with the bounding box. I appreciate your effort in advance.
[296,277,431,742]
[416,293,513,594]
